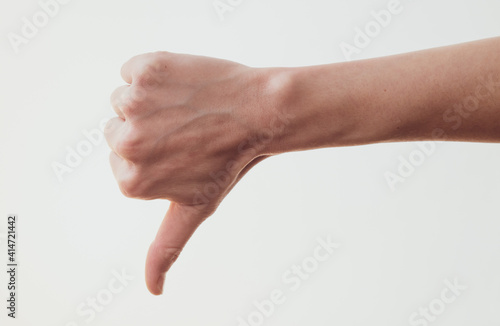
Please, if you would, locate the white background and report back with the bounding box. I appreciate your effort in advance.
[1,0,500,325]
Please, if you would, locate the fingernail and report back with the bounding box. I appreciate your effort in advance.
[157,273,165,295]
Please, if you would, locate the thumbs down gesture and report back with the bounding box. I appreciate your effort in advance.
[105,51,291,295]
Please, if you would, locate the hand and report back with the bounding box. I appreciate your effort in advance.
[105,52,291,295]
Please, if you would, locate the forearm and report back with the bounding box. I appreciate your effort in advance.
[263,37,500,154]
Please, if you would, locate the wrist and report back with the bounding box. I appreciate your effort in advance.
[256,63,360,155]
[252,67,299,155]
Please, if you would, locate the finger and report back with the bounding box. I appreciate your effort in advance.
[145,202,208,295]
[108,151,126,181]
[110,85,129,119]
[121,54,152,84]
[120,56,137,84]
[121,52,169,87]
[104,117,126,154]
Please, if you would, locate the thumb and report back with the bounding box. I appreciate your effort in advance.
[145,202,208,295]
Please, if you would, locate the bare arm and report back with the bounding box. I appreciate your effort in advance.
[265,37,500,156]
[105,37,500,295]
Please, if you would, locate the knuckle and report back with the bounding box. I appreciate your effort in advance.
[121,104,136,117]
[165,248,181,264]
[136,54,168,87]
[134,73,155,88]
[147,51,168,66]
[119,169,143,198]
[104,116,121,131]
[119,182,136,198]
[116,127,143,159]
[151,242,182,265]
[122,87,146,115]
[110,86,126,107]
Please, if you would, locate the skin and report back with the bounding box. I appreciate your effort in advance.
[105,36,500,295]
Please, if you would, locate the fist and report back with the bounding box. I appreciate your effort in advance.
[105,52,289,295]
